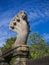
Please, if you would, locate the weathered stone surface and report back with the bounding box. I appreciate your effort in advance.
[9,11,30,47]
[15,45,29,51]
[9,11,30,65]
[13,58,27,65]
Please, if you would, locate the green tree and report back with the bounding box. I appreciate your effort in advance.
[1,37,16,65]
[29,32,49,59]
[1,37,16,51]
[28,32,43,44]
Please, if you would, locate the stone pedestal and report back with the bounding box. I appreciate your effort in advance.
[13,45,29,65]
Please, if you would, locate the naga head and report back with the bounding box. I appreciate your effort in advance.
[9,11,30,45]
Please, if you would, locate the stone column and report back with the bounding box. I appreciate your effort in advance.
[9,11,30,65]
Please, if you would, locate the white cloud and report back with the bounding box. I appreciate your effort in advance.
[28,11,39,20]
[0,7,19,27]
[28,7,49,28]
[28,8,49,20]
[44,9,49,17]
[0,31,8,37]
[0,8,17,47]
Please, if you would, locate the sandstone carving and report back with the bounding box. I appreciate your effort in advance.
[9,11,30,47]
[9,11,30,65]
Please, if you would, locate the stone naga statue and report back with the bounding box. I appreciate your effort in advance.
[9,11,30,47]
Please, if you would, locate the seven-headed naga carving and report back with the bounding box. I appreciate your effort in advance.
[9,11,30,47]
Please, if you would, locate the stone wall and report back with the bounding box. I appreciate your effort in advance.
[27,56,49,65]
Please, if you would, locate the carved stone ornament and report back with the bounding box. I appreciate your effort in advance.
[9,11,30,47]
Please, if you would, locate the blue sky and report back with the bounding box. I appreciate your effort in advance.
[0,0,49,47]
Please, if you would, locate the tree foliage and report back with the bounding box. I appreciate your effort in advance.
[28,32,44,44]
[1,37,16,51]
[1,32,49,65]
[29,32,49,59]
